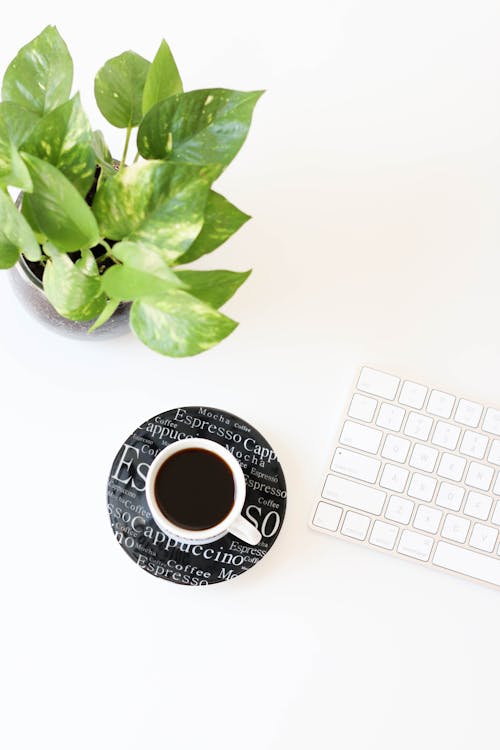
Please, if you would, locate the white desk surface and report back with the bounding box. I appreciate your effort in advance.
[1,2,500,748]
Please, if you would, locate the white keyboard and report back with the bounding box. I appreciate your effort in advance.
[310,367,500,590]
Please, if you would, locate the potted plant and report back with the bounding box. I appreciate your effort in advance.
[0,26,262,356]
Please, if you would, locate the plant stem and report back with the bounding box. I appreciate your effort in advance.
[120,124,132,170]
[133,150,140,163]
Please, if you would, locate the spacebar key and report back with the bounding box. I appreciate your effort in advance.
[433,542,500,587]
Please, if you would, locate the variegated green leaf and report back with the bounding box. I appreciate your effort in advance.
[43,250,106,320]
[94,51,150,128]
[142,39,182,115]
[175,269,251,309]
[0,189,40,266]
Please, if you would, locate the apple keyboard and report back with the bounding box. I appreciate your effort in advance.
[310,367,500,590]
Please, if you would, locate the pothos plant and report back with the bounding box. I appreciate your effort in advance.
[0,25,262,356]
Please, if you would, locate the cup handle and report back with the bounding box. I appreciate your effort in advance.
[229,515,262,545]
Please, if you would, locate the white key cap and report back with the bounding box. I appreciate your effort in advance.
[312,502,343,532]
[442,514,470,543]
[331,448,381,483]
[341,511,370,540]
[460,430,488,460]
[322,474,386,514]
[404,411,433,441]
[399,381,427,409]
[494,473,500,495]
[437,452,466,482]
[339,420,383,454]
[381,434,411,463]
[348,394,377,423]
[488,440,500,466]
[464,491,492,521]
[398,530,434,561]
[385,495,414,524]
[435,482,465,511]
[408,473,437,502]
[409,443,438,472]
[432,421,460,451]
[376,403,405,431]
[370,520,399,550]
[427,390,455,418]
[465,462,494,491]
[379,464,409,492]
[434,541,500,587]
[455,398,482,428]
[483,408,500,436]
[413,505,442,534]
[492,501,500,525]
[470,523,498,553]
[358,368,399,400]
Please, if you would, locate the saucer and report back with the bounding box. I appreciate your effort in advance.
[107,406,287,585]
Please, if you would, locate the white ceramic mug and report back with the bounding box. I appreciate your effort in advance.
[145,438,261,546]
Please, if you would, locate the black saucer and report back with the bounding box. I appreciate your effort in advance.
[107,406,287,585]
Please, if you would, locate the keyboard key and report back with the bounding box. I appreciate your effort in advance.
[404,411,433,440]
[322,474,386,514]
[427,390,455,418]
[413,505,442,534]
[432,421,460,451]
[483,408,500,436]
[464,491,492,521]
[312,502,343,532]
[492,501,500,525]
[341,511,370,540]
[437,452,466,482]
[358,368,399,400]
[399,380,427,409]
[488,440,500,466]
[381,434,411,463]
[348,394,377,423]
[339,420,383,454]
[376,403,405,431]
[460,430,488,460]
[408,473,437,502]
[385,495,414,524]
[470,523,498,553]
[455,398,482,428]
[398,530,434,561]
[442,514,470,543]
[433,541,500,587]
[494,473,500,495]
[435,482,465,511]
[465,462,494,491]
[331,448,381,483]
[409,443,438,472]
[370,520,399,550]
[379,464,409,492]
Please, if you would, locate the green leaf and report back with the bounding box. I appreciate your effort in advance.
[22,94,96,195]
[94,51,150,128]
[177,190,250,264]
[2,25,73,115]
[0,190,41,265]
[88,298,120,333]
[137,89,263,171]
[0,117,33,190]
[112,240,184,284]
[142,39,183,115]
[175,269,251,309]
[102,264,180,300]
[21,153,100,252]
[92,130,116,177]
[130,289,237,357]
[43,251,106,321]
[93,161,209,262]
[0,102,40,146]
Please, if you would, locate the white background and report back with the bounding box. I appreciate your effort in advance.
[1,1,500,748]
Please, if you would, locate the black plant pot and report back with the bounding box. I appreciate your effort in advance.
[9,254,130,340]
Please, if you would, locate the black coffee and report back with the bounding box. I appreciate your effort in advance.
[154,448,235,531]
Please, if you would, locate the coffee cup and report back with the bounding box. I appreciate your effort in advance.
[145,438,261,545]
